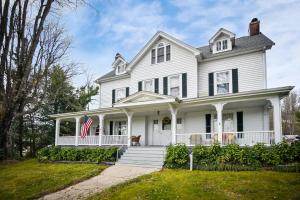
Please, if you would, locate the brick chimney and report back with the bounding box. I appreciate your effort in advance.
[249,18,260,36]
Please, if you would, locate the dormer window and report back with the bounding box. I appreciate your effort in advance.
[151,43,171,64]
[117,65,125,74]
[216,39,228,52]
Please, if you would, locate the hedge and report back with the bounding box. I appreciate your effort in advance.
[165,141,300,169]
[37,146,118,163]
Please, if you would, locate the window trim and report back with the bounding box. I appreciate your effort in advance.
[142,78,155,92]
[168,73,182,98]
[151,42,171,65]
[215,39,229,52]
[214,70,232,95]
[115,87,126,102]
[116,64,126,75]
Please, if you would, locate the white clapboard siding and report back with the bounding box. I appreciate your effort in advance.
[130,38,198,98]
[198,51,266,97]
[100,77,130,108]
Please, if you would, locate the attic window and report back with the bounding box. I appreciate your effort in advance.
[151,43,171,64]
[116,65,125,75]
[216,39,228,52]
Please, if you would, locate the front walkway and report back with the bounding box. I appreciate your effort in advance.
[39,165,159,200]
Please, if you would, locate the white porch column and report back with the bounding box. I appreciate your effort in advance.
[75,116,81,146]
[55,118,61,146]
[98,114,105,146]
[214,103,225,145]
[169,104,178,144]
[269,96,282,143]
[124,110,134,146]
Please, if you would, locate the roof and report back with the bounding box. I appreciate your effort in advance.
[209,28,236,44]
[198,33,275,60]
[96,33,275,83]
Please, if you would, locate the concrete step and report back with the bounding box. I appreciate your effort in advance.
[117,159,164,166]
[122,153,164,159]
[119,156,164,162]
[115,162,162,169]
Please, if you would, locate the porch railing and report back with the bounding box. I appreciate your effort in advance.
[176,133,219,146]
[101,135,127,145]
[222,131,275,146]
[56,135,128,146]
[176,131,275,146]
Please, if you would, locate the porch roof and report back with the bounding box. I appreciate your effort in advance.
[49,86,293,119]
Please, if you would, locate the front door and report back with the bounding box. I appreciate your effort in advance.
[151,117,172,146]
[213,113,234,132]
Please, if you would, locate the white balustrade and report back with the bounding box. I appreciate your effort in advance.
[56,135,127,146]
[101,135,128,145]
[176,131,275,146]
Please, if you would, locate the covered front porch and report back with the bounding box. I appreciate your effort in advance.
[51,88,289,147]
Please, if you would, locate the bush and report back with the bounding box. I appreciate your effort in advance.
[165,144,189,168]
[191,142,300,169]
[37,146,118,163]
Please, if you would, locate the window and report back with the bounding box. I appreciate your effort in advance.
[151,43,171,64]
[144,79,154,92]
[116,64,125,75]
[115,88,126,102]
[166,45,171,61]
[215,70,231,94]
[157,44,164,63]
[222,40,228,50]
[216,41,222,51]
[177,118,182,129]
[162,117,171,130]
[114,121,127,135]
[151,49,156,64]
[169,75,180,97]
[216,39,229,52]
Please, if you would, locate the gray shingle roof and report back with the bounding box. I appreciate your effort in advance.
[96,33,274,83]
[198,33,274,59]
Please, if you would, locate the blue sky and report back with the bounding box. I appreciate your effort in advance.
[61,0,300,106]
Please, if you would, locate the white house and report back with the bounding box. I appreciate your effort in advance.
[51,18,293,148]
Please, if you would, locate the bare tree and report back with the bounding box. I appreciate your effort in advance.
[282,91,300,135]
[0,0,83,158]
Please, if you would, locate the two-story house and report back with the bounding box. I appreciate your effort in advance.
[51,18,293,148]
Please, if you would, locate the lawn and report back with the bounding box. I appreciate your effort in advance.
[0,159,107,200]
[89,169,300,200]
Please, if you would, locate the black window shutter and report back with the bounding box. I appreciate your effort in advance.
[166,45,171,61]
[112,89,115,104]
[154,78,159,93]
[163,76,168,95]
[237,111,243,132]
[126,87,129,97]
[182,73,187,98]
[232,68,238,93]
[138,81,142,91]
[208,73,214,96]
[205,114,211,133]
[109,121,114,135]
[151,49,156,64]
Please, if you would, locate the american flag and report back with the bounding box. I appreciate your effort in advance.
[81,115,93,138]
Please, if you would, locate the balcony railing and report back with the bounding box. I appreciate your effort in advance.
[176,131,275,146]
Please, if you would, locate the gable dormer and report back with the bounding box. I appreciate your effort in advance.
[209,28,235,54]
[112,53,127,75]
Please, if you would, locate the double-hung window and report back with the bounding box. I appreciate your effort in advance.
[144,79,154,92]
[115,88,126,102]
[169,74,180,97]
[215,70,232,95]
[151,43,171,64]
[157,44,164,63]
[216,39,229,52]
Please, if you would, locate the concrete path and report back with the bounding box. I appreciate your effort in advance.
[39,165,159,200]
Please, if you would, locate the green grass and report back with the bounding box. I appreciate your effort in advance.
[0,159,107,200]
[89,169,300,200]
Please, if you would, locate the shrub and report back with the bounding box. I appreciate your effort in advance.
[272,141,294,163]
[37,146,118,163]
[165,144,189,168]
[218,144,242,164]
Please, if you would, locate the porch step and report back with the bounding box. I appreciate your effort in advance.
[116,147,166,168]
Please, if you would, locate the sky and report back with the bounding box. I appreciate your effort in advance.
[60,0,300,108]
